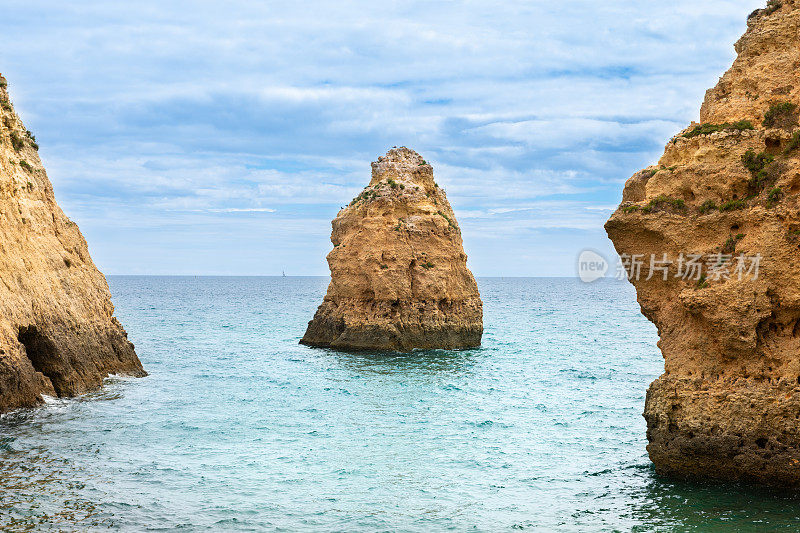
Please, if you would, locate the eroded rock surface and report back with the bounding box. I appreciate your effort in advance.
[0,75,144,413]
[606,1,800,486]
[301,147,482,351]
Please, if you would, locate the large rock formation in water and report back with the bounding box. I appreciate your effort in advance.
[301,147,483,351]
[606,2,800,486]
[0,75,145,413]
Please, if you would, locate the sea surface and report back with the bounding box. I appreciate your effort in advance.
[1,277,800,531]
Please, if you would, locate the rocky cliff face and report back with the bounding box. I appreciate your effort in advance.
[606,1,800,486]
[301,147,483,351]
[0,75,144,413]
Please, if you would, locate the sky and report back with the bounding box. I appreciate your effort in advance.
[0,0,766,276]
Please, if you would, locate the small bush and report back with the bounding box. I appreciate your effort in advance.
[742,150,773,175]
[380,264,389,270]
[19,160,32,172]
[9,132,24,151]
[0,78,6,89]
[436,210,456,228]
[763,102,798,129]
[699,200,718,214]
[421,261,435,270]
[722,237,736,254]
[742,150,775,191]
[767,187,783,206]
[622,205,640,214]
[1,100,11,112]
[349,188,382,206]
[641,195,686,214]
[720,199,746,211]
[697,274,708,289]
[722,234,744,254]
[24,130,38,151]
[785,131,800,154]
[683,120,754,138]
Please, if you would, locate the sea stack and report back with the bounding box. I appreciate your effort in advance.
[0,75,145,413]
[605,2,800,486]
[301,147,483,351]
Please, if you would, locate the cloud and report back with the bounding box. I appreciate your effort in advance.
[0,0,765,275]
[205,208,276,213]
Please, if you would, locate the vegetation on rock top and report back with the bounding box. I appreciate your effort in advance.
[682,121,754,138]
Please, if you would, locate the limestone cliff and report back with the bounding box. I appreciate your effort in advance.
[0,75,144,413]
[606,1,800,486]
[301,147,483,351]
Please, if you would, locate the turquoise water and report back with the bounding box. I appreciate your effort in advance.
[2,277,800,531]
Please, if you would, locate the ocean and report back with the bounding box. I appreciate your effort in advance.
[1,277,799,531]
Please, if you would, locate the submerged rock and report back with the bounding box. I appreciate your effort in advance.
[0,75,145,413]
[605,2,800,486]
[301,147,483,351]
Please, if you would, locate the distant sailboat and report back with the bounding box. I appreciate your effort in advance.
[282,270,286,278]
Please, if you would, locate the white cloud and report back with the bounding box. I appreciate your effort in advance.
[205,208,276,213]
[0,0,766,274]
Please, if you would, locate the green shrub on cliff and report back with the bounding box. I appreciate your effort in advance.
[9,132,24,151]
[437,210,456,228]
[741,150,773,174]
[763,102,798,129]
[699,200,718,214]
[641,195,686,214]
[682,120,754,138]
[25,130,38,151]
[19,160,32,173]
[643,168,658,179]
[720,199,746,212]
[742,150,775,191]
[767,187,783,207]
[785,131,800,154]
[722,234,744,254]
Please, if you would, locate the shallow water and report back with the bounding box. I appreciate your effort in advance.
[1,277,799,531]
